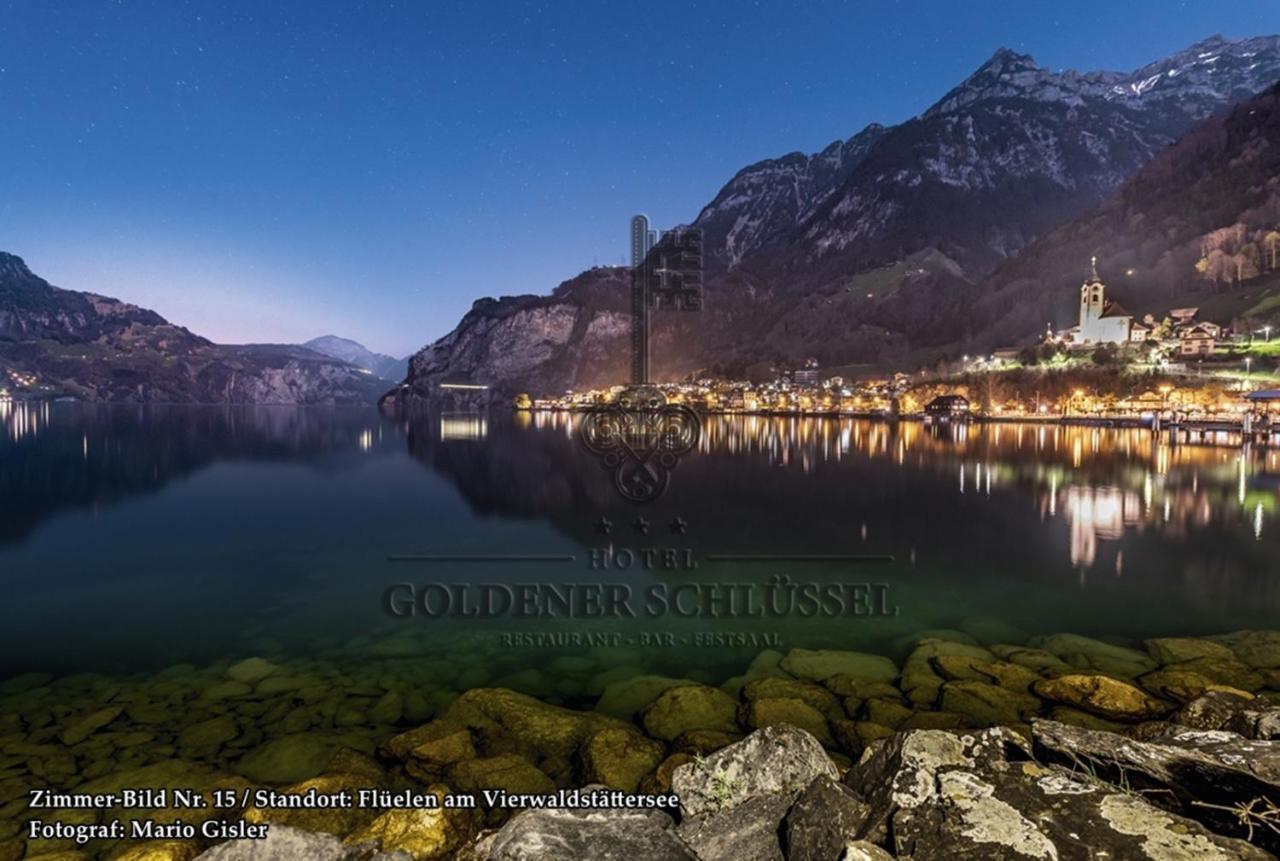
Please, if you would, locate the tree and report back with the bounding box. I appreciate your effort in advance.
[514,393,533,409]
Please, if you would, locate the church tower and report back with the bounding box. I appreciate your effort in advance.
[1079,256,1105,338]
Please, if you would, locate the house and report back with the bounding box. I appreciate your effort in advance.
[1179,324,1216,357]
[924,394,970,422]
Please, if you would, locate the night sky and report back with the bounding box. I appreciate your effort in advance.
[1,1,1275,356]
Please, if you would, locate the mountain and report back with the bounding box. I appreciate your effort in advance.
[961,79,1280,348]
[394,34,1280,401]
[303,335,408,381]
[0,253,386,404]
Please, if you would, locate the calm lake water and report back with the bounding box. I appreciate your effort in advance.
[2,402,1279,687]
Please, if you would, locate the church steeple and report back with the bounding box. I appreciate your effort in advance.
[1090,255,1099,282]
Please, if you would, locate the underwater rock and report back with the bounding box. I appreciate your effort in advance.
[931,655,1041,691]
[178,715,240,752]
[778,650,898,684]
[988,645,1074,675]
[1032,674,1174,722]
[741,678,844,721]
[782,774,870,861]
[939,680,1042,727]
[225,658,280,685]
[671,724,838,818]
[1145,637,1237,665]
[438,689,628,770]
[1137,666,1252,705]
[1210,630,1280,669]
[59,706,124,745]
[576,727,665,793]
[593,675,697,720]
[958,616,1031,646]
[638,752,695,795]
[1030,633,1157,678]
[234,733,345,784]
[641,685,740,742]
[821,676,902,703]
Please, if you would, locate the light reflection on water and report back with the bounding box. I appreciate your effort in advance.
[1,405,1278,677]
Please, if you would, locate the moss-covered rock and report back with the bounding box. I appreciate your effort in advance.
[939,681,1042,727]
[242,772,381,836]
[448,755,555,795]
[740,678,843,720]
[234,733,346,784]
[859,698,914,729]
[177,715,239,752]
[593,676,698,720]
[576,727,666,792]
[1210,630,1280,669]
[1144,637,1236,665]
[988,645,1074,675]
[638,752,696,794]
[59,706,124,746]
[107,840,200,861]
[930,656,1041,691]
[225,657,280,685]
[1032,674,1173,722]
[343,786,478,860]
[1029,634,1156,678]
[820,676,902,702]
[641,685,739,742]
[671,730,742,756]
[740,697,834,747]
[778,649,898,684]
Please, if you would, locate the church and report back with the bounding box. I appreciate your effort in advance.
[1070,257,1146,345]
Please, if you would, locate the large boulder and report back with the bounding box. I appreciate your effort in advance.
[576,727,666,792]
[671,724,838,818]
[1210,630,1280,670]
[193,825,345,860]
[676,793,794,861]
[782,775,871,861]
[1031,674,1173,722]
[845,727,1272,860]
[641,685,739,742]
[485,806,696,860]
[342,790,479,860]
[1033,718,1280,853]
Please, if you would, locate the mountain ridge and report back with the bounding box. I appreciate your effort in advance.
[0,253,385,404]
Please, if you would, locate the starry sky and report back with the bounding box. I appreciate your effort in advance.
[0,1,1276,356]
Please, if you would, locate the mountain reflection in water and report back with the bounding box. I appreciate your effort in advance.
[0,404,1277,676]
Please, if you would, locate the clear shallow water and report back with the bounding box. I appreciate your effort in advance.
[2,403,1279,686]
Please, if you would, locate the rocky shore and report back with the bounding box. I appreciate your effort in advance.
[2,628,1280,859]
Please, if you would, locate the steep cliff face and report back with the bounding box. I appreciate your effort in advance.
[0,253,385,404]
[382,267,634,409]
[396,34,1280,400]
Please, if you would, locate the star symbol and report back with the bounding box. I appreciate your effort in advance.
[668,516,688,535]
[631,516,650,535]
[594,517,613,536]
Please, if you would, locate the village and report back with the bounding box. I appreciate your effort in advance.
[523,258,1280,434]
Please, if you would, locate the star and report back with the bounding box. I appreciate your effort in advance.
[668,516,688,535]
[594,517,613,536]
[631,516,650,535]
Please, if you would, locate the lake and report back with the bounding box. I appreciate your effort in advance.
[3,403,1277,679]
[1,402,1279,814]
